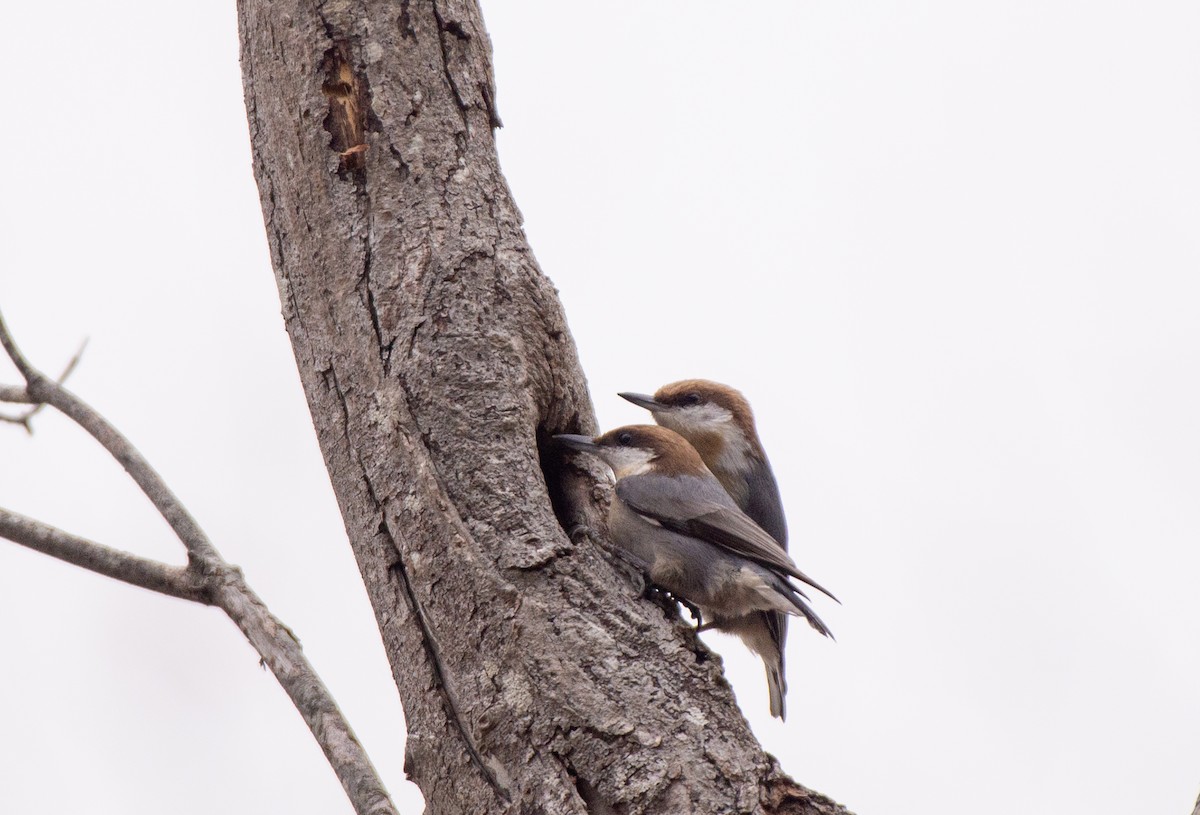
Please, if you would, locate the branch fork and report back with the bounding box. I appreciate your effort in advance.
[0,309,400,815]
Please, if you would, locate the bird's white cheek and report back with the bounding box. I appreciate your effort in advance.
[656,404,734,434]
[601,447,656,479]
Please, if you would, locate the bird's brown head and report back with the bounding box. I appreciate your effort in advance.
[619,380,760,460]
[555,424,708,479]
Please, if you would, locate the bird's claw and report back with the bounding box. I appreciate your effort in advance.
[642,583,680,620]
[641,585,704,628]
[675,597,703,628]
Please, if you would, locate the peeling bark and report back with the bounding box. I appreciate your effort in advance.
[237,1,851,812]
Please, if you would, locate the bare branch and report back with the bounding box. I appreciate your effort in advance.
[0,309,221,568]
[14,337,87,424]
[0,505,400,814]
[0,383,36,430]
[0,384,35,404]
[207,568,401,815]
[0,507,207,603]
[0,309,39,383]
[0,338,86,429]
[0,310,402,815]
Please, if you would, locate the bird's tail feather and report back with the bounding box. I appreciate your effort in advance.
[783,587,834,640]
[766,658,787,720]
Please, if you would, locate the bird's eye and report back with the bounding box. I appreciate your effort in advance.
[616,431,633,446]
[682,393,702,406]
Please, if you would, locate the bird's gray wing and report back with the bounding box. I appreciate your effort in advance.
[743,457,788,549]
[616,474,837,602]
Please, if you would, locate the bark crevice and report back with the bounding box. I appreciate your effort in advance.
[386,538,512,805]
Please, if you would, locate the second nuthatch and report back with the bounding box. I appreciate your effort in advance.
[556,425,834,719]
[619,381,805,719]
[619,380,787,546]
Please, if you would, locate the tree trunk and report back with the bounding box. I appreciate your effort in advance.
[237,2,849,812]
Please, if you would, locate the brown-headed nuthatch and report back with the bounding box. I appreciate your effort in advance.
[619,381,787,545]
[555,424,833,719]
[618,381,811,719]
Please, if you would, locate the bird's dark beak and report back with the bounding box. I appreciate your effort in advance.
[618,392,667,411]
[554,434,599,453]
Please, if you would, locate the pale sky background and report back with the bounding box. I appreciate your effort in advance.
[2,2,1199,814]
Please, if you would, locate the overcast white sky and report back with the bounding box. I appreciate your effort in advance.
[2,2,1199,814]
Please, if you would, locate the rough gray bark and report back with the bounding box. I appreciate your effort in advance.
[238,2,850,813]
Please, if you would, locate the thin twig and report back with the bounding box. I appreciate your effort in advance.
[0,383,36,428]
[0,309,401,815]
[0,508,207,603]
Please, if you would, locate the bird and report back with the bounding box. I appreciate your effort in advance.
[619,381,798,718]
[619,380,787,546]
[555,424,834,719]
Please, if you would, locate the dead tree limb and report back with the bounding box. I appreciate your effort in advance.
[0,310,401,815]
[0,508,206,602]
